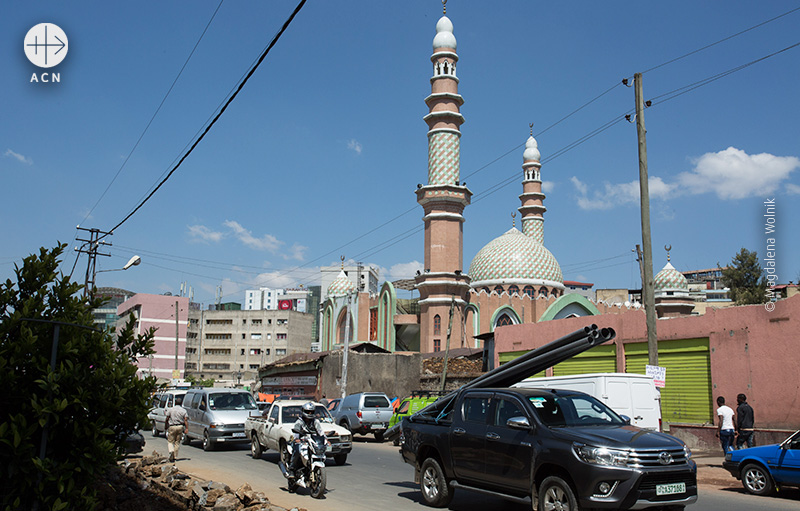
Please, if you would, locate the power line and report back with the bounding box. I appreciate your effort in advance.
[80,0,225,224]
[641,5,800,75]
[102,0,307,239]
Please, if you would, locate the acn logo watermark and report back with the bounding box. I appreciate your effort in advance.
[24,23,68,83]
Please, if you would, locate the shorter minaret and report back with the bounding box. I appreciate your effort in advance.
[518,124,546,243]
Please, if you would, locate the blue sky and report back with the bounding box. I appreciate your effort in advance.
[2,1,799,306]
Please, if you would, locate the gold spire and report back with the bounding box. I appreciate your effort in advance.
[442,0,447,15]
[529,122,534,136]
[665,245,672,262]
[340,255,345,270]
[511,212,516,228]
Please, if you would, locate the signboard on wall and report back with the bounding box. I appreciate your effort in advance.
[278,300,293,310]
[646,364,666,388]
[261,375,317,386]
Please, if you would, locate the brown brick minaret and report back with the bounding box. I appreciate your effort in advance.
[415,8,471,353]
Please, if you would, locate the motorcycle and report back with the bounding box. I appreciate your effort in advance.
[278,433,327,499]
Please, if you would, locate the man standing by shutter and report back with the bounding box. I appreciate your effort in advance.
[165,395,189,463]
[735,393,756,449]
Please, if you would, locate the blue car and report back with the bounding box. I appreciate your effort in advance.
[723,429,800,496]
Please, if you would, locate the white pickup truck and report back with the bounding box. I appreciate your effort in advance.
[245,400,352,466]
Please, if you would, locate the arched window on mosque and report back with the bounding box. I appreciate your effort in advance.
[523,286,535,298]
[496,314,514,327]
[433,314,441,336]
[337,310,353,344]
[508,285,520,295]
[494,285,504,294]
[538,287,549,298]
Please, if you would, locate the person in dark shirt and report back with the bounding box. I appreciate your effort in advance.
[735,393,756,449]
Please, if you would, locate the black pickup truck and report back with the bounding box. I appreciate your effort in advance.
[399,326,697,510]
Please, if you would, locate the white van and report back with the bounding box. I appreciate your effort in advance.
[513,373,661,430]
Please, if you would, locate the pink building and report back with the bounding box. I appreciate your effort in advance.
[117,293,189,381]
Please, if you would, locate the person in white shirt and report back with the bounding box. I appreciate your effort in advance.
[164,396,189,463]
[716,396,735,453]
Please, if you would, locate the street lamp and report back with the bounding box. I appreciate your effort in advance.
[97,255,142,274]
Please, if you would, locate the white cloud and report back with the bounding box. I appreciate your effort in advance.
[283,243,308,262]
[223,220,283,252]
[542,181,555,193]
[188,224,225,243]
[385,260,423,281]
[571,176,677,210]
[4,149,32,165]
[787,183,800,195]
[678,147,799,200]
[347,139,363,154]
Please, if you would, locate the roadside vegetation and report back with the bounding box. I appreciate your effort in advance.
[0,244,157,510]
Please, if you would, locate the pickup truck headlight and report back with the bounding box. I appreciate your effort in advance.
[575,444,629,467]
[684,445,693,461]
[209,422,225,429]
[724,451,732,462]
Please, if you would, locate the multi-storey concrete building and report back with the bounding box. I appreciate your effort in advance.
[185,308,313,386]
[116,293,189,381]
[244,286,310,312]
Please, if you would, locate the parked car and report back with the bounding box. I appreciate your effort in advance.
[182,388,259,451]
[388,391,444,445]
[333,392,393,441]
[326,398,341,414]
[147,389,187,436]
[246,400,352,465]
[723,429,800,496]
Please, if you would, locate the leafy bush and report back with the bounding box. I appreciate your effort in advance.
[0,245,156,510]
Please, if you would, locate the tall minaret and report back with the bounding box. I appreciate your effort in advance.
[518,125,546,244]
[415,2,472,353]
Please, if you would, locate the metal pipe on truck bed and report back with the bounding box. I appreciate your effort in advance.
[411,326,615,420]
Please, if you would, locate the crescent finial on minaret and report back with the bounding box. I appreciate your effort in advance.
[340,255,345,269]
[529,122,534,136]
[442,0,447,15]
[665,245,672,262]
[511,212,516,228]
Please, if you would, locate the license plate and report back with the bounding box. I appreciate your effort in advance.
[370,424,385,430]
[232,432,246,438]
[655,482,685,496]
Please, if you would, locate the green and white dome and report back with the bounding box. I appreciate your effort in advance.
[327,270,357,297]
[468,228,564,290]
[654,262,688,291]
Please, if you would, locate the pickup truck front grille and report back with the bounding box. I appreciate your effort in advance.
[628,447,688,467]
[638,472,696,490]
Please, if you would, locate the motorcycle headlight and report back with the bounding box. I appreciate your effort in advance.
[575,444,630,467]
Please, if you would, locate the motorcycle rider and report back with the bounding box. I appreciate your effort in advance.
[287,402,326,480]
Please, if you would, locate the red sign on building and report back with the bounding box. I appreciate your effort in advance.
[278,300,293,310]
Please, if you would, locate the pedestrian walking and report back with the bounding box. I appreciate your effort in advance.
[715,396,735,453]
[165,395,189,463]
[735,393,756,449]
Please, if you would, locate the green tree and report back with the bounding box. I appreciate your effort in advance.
[0,245,156,510]
[185,374,215,387]
[719,248,768,305]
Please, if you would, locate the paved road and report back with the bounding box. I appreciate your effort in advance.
[140,433,799,511]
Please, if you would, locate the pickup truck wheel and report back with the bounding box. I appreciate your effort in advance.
[333,453,347,465]
[539,476,578,511]
[741,463,774,496]
[151,422,159,437]
[279,440,291,467]
[374,431,385,442]
[250,435,263,459]
[340,420,351,432]
[202,430,215,451]
[182,431,192,445]
[420,458,453,508]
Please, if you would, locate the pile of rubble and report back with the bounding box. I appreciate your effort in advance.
[111,451,292,511]
[422,356,482,375]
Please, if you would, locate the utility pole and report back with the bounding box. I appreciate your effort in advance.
[634,73,658,367]
[341,292,352,398]
[75,226,112,297]
[439,297,455,393]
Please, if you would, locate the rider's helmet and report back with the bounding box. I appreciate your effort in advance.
[301,401,316,421]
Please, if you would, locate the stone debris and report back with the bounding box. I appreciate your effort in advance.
[120,450,285,510]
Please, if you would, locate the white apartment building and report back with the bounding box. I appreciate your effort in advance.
[320,264,380,301]
[244,287,310,312]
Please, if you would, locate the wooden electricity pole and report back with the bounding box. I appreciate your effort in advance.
[439,297,456,393]
[634,72,658,367]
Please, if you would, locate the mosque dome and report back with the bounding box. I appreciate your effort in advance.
[327,270,357,297]
[523,135,540,163]
[468,228,563,289]
[654,262,688,291]
[433,16,457,50]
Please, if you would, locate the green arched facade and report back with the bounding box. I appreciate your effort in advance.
[539,293,600,322]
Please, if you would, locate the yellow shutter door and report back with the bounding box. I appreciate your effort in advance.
[552,344,617,376]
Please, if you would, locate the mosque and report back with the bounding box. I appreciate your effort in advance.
[319,8,685,354]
